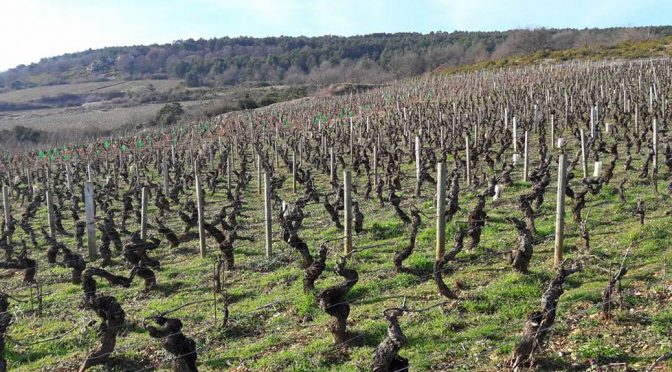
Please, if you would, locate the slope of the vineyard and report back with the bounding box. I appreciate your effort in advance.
[2,58,672,371]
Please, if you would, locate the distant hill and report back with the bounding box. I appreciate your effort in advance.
[436,35,672,75]
[2,26,671,91]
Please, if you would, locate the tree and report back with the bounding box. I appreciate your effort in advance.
[154,103,184,127]
[184,71,201,87]
[238,94,258,110]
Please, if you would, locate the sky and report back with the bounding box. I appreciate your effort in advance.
[1,0,671,71]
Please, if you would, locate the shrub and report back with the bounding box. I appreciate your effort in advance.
[154,102,184,127]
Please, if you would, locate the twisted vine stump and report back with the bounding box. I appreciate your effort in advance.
[79,267,142,371]
[144,316,198,372]
[371,307,409,372]
[579,219,590,252]
[0,232,11,263]
[323,196,343,229]
[636,199,645,225]
[434,228,466,299]
[2,185,11,246]
[0,245,36,283]
[466,193,486,250]
[509,263,582,370]
[394,208,421,273]
[353,201,364,234]
[133,265,157,291]
[78,295,125,372]
[508,217,533,273]
[317,255,358,344]
[0,293,11,372]
[123,233,161,269]
[278,201,312,268]
[45,235,86,284]
[303,243,328,293]
[203,223,241,271]
[389,191,411,225]
[155,216,181,248]
[445,170,460,223]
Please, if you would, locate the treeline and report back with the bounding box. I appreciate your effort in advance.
[0,125,45,144]
[0,125,115,147]
[2,26,671,89]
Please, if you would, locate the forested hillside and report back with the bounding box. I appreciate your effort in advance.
[2,26,671,90]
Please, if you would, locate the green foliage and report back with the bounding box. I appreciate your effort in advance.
[184,71,201,87]
[238,93,258,110]
[154,102,184,127]
[11,125,43,143]
[576,338,625,362]
[652,309,672,336]
[4,27,672,89]
[369,220,404,240]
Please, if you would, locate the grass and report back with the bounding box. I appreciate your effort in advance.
[3,88,672,372]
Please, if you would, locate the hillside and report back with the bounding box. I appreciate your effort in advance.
[1,55,672,371]
[2,26,672,91]
[436,35,672,75]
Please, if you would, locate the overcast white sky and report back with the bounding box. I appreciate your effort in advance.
[1,0,670,71]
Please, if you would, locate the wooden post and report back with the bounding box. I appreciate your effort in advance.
[195,174,206,257]
[440,126,445,152]
[231,140,236,170]
[134,153,140,185]
[209,147,214,170]
[2,185,11,244]
[523,131,530,181]
[226,157,231,190]
[257,154,262,195]
[84,181,97,258]
[504,107,508,129]
[343,170,352,254]
[330,147,335,183]
[415,136,421,183]
[140,187,148,241]
[162,157,169,195]
[653,118,659,171]
[349,119,354,165]
[373,145,378,190]
[465,135,471,186]
[46,190,56,238]
[512,116,517,152]
[554,153,567,267]
[593,161,602,178]
[271,141,277,168]
[292,150,297,193]
[435,162,446,260]
[550,114,555,149]
[65,165,72,195]
[263,172,272,258]
[590,106,595,138]
[580,129,588,179]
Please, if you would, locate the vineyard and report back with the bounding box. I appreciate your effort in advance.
[2,58,672,371]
